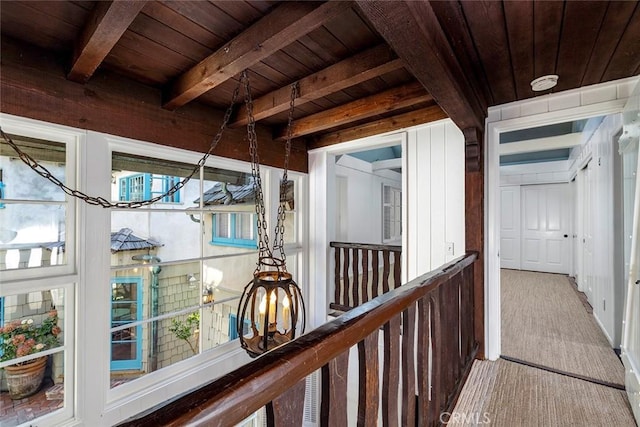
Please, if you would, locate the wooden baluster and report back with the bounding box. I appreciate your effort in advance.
[393,251,401,289]
[416,297,429,424]
[371,250,379,298]
[382,314,400,427]
[401,305,416,427]
[352,248,360,306]
[452,273,462,386]
[343,247,350,307]
[334,246,342,308]
[321,351,349,427]
[361,249,369,304]
[266,379,306,427]
[467,265,475,358]
[358,332,379,426]
[382,249,390,293]
[428,287,443,426]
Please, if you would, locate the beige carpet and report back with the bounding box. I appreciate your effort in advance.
[449,359,636,427]
[501,269,625,386]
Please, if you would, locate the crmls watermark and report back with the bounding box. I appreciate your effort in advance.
[440,411,491,424]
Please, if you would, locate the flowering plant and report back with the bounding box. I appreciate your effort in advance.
[0,310,61,364]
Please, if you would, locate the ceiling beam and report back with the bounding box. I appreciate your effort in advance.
[372,158,402,171]
[498,133,582,156]
[308,104,447,149]
[231,44,404,127]
[67,1,147,83]
[273,81,432,140]
[355,0,487,131]
[163,1,352,110]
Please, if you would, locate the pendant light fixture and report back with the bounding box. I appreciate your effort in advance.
[236,71,305,357]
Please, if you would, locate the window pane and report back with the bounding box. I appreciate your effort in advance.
[111,211,201,265]
[236,213,253,240]
[1,135,67,202]
[215,213,231,239]
[1,288,67,419]
[0,203,67,271]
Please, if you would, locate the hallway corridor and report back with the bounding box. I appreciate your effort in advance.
[450,270,636,426]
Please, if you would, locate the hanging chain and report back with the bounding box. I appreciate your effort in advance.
[242,71,297,273]
[243,70,273,269]
[0,79,242,209]
[273,81,298,264]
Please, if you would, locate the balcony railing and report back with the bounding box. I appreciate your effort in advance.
[119,252,478,427]
[330,241,402,313]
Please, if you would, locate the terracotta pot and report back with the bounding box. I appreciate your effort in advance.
[4,356,47,400]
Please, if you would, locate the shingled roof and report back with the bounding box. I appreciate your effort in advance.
[110,228,162,253]
[194,183,255,206]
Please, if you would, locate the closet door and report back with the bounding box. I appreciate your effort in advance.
[500,186,520,269]
[521,183,571,274]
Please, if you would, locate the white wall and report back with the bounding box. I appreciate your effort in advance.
[334,154,402,245]
[405,120,466,281]
[570,113,624,346]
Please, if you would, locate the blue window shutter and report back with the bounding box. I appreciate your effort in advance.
[0,182,5,208]
[144,173,152,200]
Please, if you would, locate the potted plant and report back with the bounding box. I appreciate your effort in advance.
[0,310,61,399]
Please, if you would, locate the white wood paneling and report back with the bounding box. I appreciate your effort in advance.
[406,120,465,280]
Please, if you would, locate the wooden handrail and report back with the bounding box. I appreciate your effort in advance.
[119,252,478,427]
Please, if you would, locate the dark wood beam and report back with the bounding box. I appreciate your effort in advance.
[231,44,404,127]
[67,1,147,83]
[1,37,307,173]
[163,1,352,110]
[274,82,431,141]
[355,0,486,131]
[308,105,447,149]
[463,127,484,359]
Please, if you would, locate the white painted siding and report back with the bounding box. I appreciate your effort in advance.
[405,120,466,281]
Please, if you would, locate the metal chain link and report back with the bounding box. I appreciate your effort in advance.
[242,71,297,273]
[272,82,298,264]
[0,78,242,209]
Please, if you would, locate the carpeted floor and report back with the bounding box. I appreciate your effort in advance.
[448,269,637,426]
[449,359,636,426]
[501,269,625,386]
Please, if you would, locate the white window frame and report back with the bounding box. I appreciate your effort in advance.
[382,184,402,243]
[0,113,80,426]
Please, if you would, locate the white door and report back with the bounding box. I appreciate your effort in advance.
[521,183,572,274]
[500,186,521,269]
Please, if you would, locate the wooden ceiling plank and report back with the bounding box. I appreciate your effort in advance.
[142,2,225,50]
[555,1,609,92]
[429,1,494,107]
[308,105,448,149]
[230,44,404,127]
[582,2,638,86]
[274,82,432,140]
[503,1,535,100]
[355,0,486,131]
[602,3,640,82]
[533,1,564,78]
[459,1,516,104]
[162,1,352,110]
[67,1,147,83]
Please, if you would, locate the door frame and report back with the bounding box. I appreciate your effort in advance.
[485,76,639,360]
